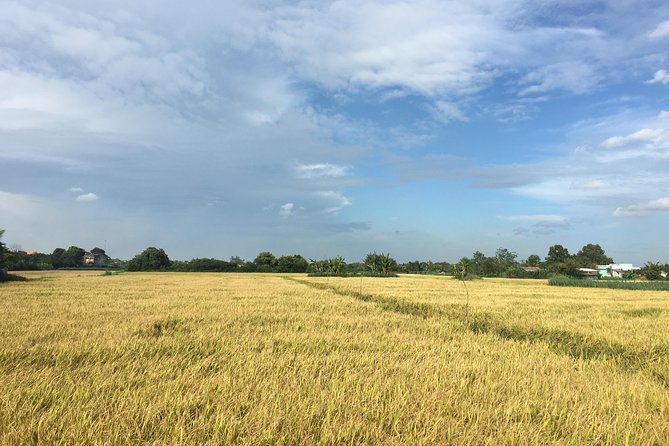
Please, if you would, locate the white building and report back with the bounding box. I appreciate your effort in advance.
[597,264,640,279]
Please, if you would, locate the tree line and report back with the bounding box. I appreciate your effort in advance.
[0,244,118,271]
[452,243,617,279]
[126,248,439,276]
[1,229,667,280]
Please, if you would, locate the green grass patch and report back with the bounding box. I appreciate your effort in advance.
[0,273,28,283]
[548,276,669,291]
[623,308,663,317]
[285,277,436,318]
[307,272,398,278]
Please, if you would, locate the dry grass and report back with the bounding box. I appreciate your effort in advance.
[1,271,668,444]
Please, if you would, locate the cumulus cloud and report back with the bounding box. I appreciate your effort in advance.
[69,187,84,193]
[646,70,669,85]
[613,197,669,217]
[295,163,348,179]
[76,192,99,202]
[649,21,669,39]
[279,202,294,217]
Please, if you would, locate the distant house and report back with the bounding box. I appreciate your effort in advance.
[576,268,598,277]
[521,266,541,273]
[83,250,111,267]
[597,264,640,279]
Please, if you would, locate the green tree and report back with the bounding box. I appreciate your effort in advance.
[186,258,237,272]
[402,261,422,273]
[546,245,570,264]
[364,252,397,276]
[277,255,309,273]
[62,246,85,267]
[452,257,473,278]
[525,254,541,267]
[575,244,613,268]
[229,256,245,268]
[51,248,66,269]
[496,247,518,268]
[641,262,664,281]
[127,247,171,271]
[253,252,278,271]
[495,248,518,276]
[480,257,499,277]
[309,256,346,275]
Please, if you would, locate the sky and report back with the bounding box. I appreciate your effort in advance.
[1,0,668,264]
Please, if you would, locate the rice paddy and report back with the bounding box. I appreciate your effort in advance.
[1,271,668,444]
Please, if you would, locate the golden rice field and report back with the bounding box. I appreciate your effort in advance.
[1,271,668,445]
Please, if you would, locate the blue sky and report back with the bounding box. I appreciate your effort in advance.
[1,0,668,264]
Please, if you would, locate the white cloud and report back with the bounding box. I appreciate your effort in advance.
[76,192,99,202]
[268,1,501,95]
[649,21,669,40]
[595,126,669,162]
[613,197,669,217]
[316,190,352,214]
[69,187,84,193]
[519,61,599,95]
[0,2,206,101]
[475,109,669,220]
[433,101,466,122]
[647,197,669,210]
[279,202,294,217]
[612,206,645,217]
[646,70,669,85]
[601,128,666,148]
[570,179,608,190]
[296,163,348,179]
